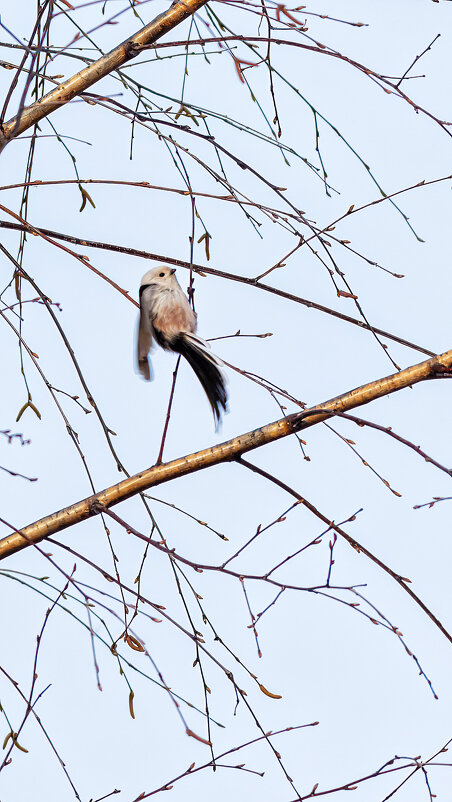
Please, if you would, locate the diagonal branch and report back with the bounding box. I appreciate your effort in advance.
[0,348,450,561]
[0,0,208,152]
[0,220,435,358]
[236,457,452,645]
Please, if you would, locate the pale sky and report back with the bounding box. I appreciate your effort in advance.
[1,1,452,800]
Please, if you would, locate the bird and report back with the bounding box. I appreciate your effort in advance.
[137,266,228,425]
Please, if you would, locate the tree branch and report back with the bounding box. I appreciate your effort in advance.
[0,0,208,152]
[0,348,450,561]
[0,220,435,358]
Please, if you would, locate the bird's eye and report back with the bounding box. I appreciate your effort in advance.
[159,272,165,277]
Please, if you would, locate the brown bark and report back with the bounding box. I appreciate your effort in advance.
[0,347,450,561]
[0,0,208,151]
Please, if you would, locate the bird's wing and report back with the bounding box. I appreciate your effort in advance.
[136,285,156,380]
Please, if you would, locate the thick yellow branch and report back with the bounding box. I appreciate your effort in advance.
[1,348,450,561]
[0,0,207,150]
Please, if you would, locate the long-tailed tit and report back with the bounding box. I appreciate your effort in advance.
[137,266,228,424]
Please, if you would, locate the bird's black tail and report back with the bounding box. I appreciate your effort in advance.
[174,333,227,425]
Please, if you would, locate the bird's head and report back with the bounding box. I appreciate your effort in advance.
[140,266,177,290]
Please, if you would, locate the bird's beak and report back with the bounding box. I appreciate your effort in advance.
[170,268,176,275]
